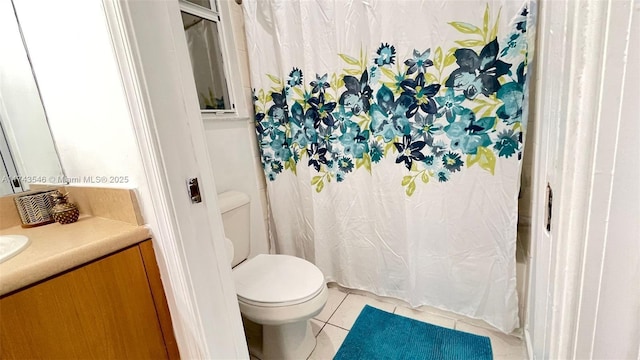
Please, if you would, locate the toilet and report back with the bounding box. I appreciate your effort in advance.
[218,191,328,360]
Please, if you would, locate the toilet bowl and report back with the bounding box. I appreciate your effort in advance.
[233,254,328,359]
[218,191,328,360]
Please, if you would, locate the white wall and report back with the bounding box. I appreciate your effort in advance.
[0,0,63,185]
[204,118,269,257]
[204,1,270,257]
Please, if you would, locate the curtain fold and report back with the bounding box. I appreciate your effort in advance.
[244,0,535,333]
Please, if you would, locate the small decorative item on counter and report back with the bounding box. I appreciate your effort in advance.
[50,191,80,224]
[14,190,57,228]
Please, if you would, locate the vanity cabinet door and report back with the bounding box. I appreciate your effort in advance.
[0,242,174,359]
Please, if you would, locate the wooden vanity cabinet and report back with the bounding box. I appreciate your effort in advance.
[0,240,180,359]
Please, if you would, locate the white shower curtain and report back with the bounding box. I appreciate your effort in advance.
[243,0,535,333]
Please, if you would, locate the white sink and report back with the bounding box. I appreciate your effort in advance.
[0,235,30,264]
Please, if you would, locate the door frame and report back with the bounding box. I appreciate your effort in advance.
[103,0,248,358]
[526,0,636,359]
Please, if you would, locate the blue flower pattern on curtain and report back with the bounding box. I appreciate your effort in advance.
[253,5,530,196]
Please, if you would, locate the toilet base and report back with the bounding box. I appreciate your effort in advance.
[262,320,316,360]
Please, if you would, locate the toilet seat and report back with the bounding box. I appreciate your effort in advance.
[233,254,325,307]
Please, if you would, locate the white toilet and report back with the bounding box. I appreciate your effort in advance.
[218,191,328,360]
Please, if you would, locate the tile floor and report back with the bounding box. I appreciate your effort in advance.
[250,285,528,360]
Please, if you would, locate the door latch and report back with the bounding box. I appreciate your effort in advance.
[545,183,553,232]
[188,178,202,204]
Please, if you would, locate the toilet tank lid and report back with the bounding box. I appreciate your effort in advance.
[218,191,250,213]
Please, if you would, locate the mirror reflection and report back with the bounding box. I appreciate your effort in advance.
[0,0,64,196]
[182,11,232,111]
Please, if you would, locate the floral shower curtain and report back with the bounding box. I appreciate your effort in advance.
[244,0,535,333]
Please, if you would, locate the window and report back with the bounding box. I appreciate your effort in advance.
[183,0,217,11]
[180,0,234,113]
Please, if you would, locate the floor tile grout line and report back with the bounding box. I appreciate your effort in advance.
[309,319,328,359]
[313,290,346,323]
[324,322,351,332]
[327,293,399,331]
[316,319,328,337]
[325,294,400,332]
[322,291,350,325]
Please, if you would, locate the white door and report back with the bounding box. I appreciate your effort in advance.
[525,0,571,356]
[104,1,248,358]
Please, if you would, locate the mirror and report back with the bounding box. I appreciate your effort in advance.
[0,0,64,196]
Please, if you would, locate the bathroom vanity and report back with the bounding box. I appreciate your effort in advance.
[0,189,179,359]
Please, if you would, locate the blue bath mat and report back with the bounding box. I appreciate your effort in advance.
[334,305,493,360]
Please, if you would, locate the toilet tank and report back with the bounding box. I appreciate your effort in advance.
[217,191,251,267]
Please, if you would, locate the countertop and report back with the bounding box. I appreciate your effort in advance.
[0,215,151,296]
